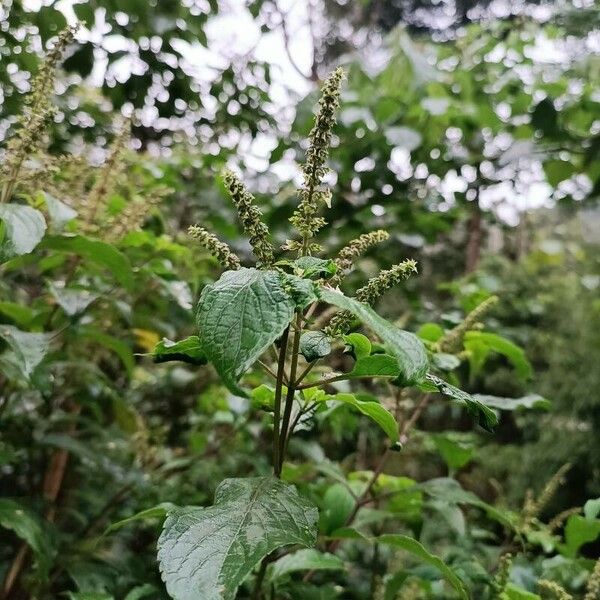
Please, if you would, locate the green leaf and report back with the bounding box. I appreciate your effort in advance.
[0,325,52,379]
[431,433,474,471]
[377,534,468,599]
[49,283,98,316]
[544,159,575,187]
[504,584,540,600]
[151,336,207,366]
[157,477,318,600]
[561,514,600,558]
[300,331,331,362]
[251,384,276,410]
[343,333,372,359]
[78,326,135,377]
[432,353,461,371]
[196,269,297,395]
[323,393,399,442]
[349,354,401,378]
[584,497,600,520]
[473,394,551,411]
[41,235,134,290]
[425,373,498,431]
[0,499,54,578]
[105,503,176,534]
[417,323,444,342]
[280,272,319,309]
[290,256,337,279]
[0,204,47,259]
[464,331,532,381]
[320,288,428,385]
[320,483,356,534]
[418,478,515,529]
[42,192,77,229]
[269,549,344,581]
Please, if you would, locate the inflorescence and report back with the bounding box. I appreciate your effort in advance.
[223,169,274,267]
[188,225,241,271]
[288,67,345,252]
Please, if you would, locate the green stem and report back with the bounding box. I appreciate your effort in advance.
[272,326,290,478]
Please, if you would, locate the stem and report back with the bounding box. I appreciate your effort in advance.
[272,327,290,477]
[277,313,303,475]
[296,373,377,390]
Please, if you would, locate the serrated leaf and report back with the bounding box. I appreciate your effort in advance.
[269,549,344,581]
[41,235,134,290]
[300,331,331,362]
[0,325,52,379]
[425,373,498,431]
[151,336,207,366]
[323,393,399,442]
[473,394,550,411]
[377,534,468,599]
[0,499,54,578]
[320,288,428,385]
[0,203,47,259]
[157,477,318,600]
[196,269,297,395]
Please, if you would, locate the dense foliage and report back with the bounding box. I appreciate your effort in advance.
[1,3,599,600]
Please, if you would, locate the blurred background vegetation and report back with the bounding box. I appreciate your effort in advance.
[1,0,599,598]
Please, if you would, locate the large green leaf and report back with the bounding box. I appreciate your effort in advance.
[0,499,54,578]
[0,324,52,379]
[41,235,134,290]
[157,477,318,600]
[269,549,344,581]
[377,534,468,599]
[425,373,498,431]
[320,288,428,385]
[0,203,47,259]
[196,269,297,395]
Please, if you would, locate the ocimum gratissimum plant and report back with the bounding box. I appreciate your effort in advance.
[143,68,497,600]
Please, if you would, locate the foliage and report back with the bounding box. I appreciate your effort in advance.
[0,6,599,600]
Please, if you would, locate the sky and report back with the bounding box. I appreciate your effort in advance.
[15,0,600,225]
